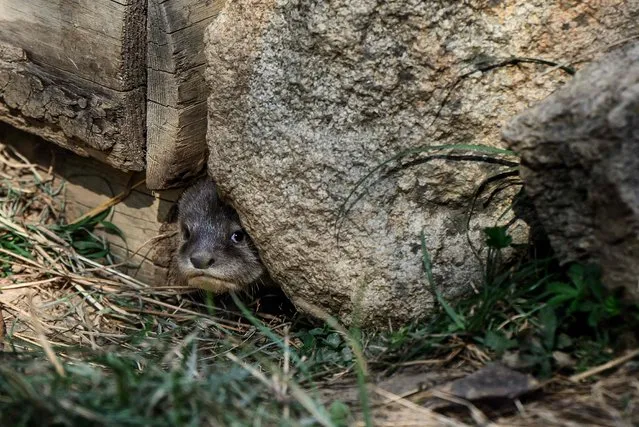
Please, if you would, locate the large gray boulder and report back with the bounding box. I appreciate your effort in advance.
[204,0,638,325]
[504,42,639,302]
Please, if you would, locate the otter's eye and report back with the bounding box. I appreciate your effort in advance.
[230,230,245,244]
[181,224,190,240]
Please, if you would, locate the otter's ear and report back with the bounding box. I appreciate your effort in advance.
[198,175,219,200]
[207,179,229,204]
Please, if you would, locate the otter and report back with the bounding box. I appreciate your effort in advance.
[175,177,266,293]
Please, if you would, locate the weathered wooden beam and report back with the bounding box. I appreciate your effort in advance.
[0,0,146,171]
[146,0,225,189]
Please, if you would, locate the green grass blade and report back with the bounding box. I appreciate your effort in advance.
[420,231,466,331]
[338,144,519,226]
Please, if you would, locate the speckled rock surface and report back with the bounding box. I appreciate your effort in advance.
[504,42,639,302]
[204,0,638,325]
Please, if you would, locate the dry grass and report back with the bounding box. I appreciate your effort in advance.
[0,140,336,425]
[0,141,252,351]
[0,137,637,426]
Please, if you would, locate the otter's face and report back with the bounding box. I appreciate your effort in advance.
[176,178,265,293]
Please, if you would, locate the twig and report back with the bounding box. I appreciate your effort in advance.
[70,179,145,225]
[28,292,65,377]
[430,390,492,426]
[570,348,639,382]
[373,386,467,427]
[71,282,105,313]
[75,254,147,289]
[0,277,60,290]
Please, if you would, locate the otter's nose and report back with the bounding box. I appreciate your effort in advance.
[190,253,215,269]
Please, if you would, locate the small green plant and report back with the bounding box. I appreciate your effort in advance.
[483,225,513,284]
[544,263,622,327]
[297,326,354,367]
[415,225,639,378]
[0,227,33,276]
[49,207,124,261]
[420,231,467,332]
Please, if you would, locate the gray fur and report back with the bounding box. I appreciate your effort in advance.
[176,177,265,292]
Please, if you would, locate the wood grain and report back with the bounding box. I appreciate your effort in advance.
[0,0,146,171]
[146,0,225,189]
